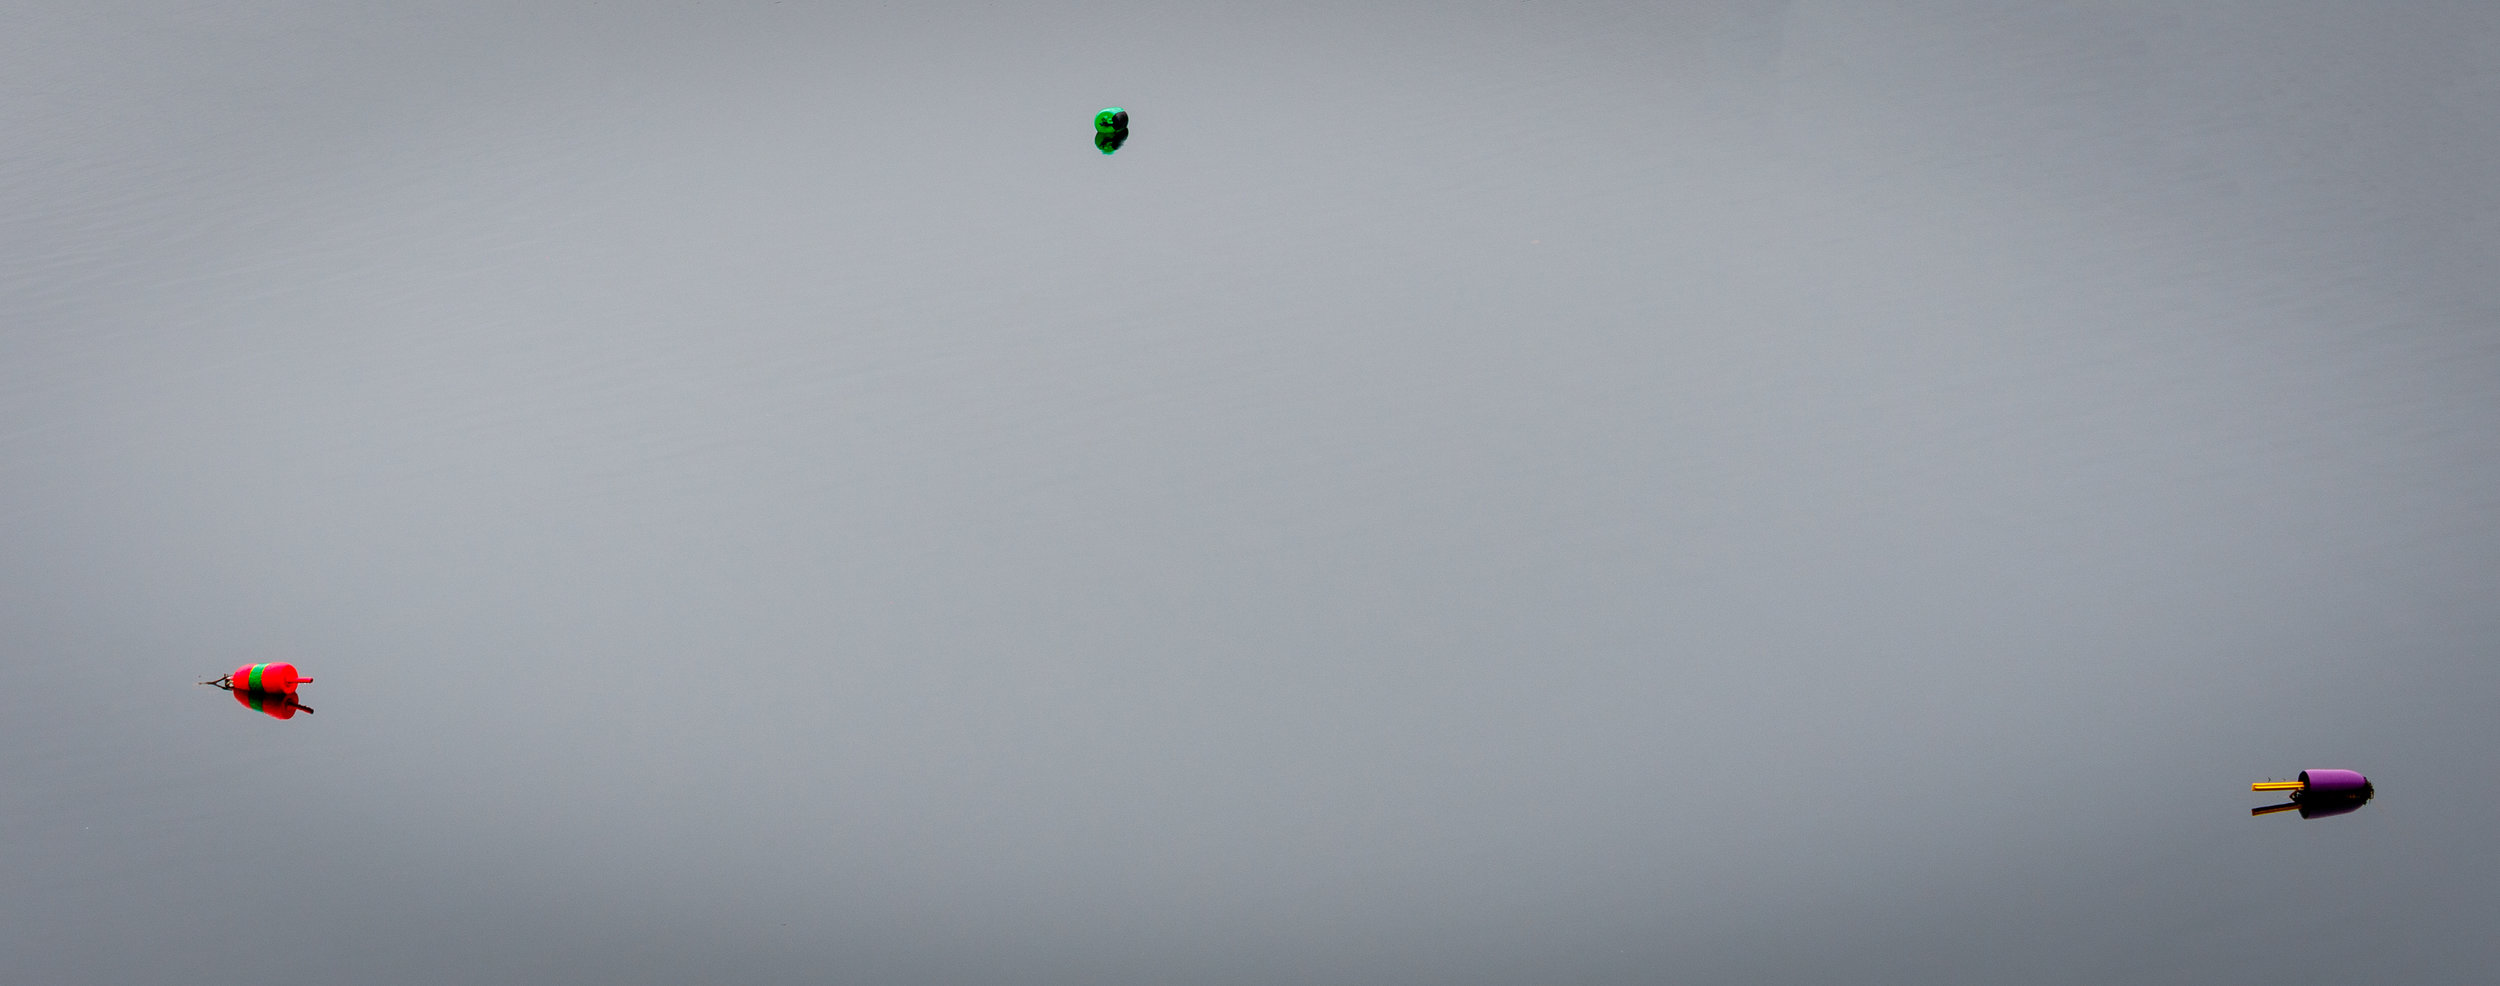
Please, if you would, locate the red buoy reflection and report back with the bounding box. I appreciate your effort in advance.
[230,687,315,719]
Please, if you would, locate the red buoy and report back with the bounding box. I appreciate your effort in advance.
[222,662,311,694]
[199,663,317,718]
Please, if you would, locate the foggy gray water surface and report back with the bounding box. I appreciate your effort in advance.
[5,2,2497,983]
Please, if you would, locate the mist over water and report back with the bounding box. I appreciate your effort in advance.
[5,3,2497,983]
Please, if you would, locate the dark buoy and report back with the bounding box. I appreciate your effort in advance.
[2251,769,2373,819]
[1094,107,1129,154]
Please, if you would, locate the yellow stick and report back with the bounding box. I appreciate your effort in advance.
[2251,780,2305,791]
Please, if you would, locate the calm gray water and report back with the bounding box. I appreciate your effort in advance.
[5,2,2497,983]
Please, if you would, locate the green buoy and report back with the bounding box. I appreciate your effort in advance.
[1093,107,1130,154]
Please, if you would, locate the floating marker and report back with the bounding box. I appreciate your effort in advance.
[1093,107,1131,154]
[214,662,312,694]
[2249,769,2373,819]
[200,663,317,718]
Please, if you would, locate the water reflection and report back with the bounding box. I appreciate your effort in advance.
[222,687,315,720]
[2250,770,2372,819]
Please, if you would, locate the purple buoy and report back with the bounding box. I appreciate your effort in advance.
[2298,769,2369,795]
[2250,769,2374,819]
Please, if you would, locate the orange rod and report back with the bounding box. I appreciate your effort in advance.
[2251,781,2305,791]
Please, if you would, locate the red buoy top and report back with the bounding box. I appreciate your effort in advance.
[228,663,311,694]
